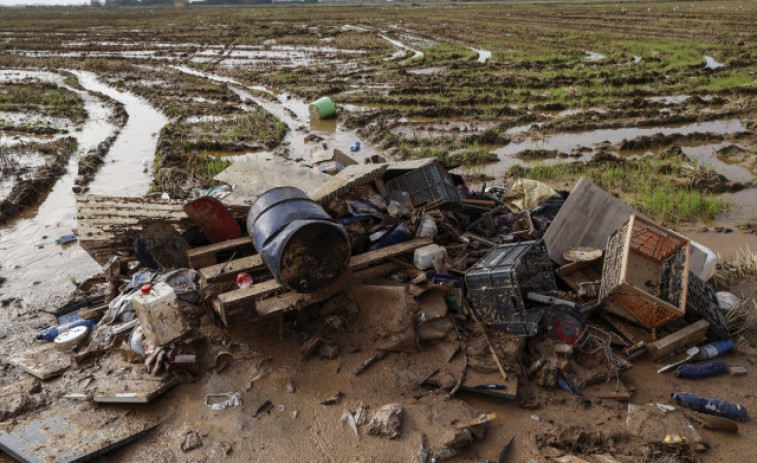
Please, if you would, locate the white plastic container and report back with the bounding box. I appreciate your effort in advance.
[413,244,447,271]
[131,282,187,346]
[416,214,438,239]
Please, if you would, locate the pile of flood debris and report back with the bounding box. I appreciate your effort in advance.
[1,154,752,462]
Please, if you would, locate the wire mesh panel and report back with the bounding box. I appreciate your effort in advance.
[599,215,690,329]
[466,240,556,335]
[686,271,730,340]
[385,161,459,209]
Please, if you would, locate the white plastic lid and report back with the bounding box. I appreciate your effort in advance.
[53,325,90,351]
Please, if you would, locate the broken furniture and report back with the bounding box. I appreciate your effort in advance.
[599,214,690,329]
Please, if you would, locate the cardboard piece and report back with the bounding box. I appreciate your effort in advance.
[6,343,70,380]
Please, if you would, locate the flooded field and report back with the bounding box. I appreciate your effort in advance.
[0,1,756,462]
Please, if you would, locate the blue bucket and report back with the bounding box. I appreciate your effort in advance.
[247,187,350,293]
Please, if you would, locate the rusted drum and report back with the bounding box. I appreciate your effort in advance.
[246,187,350,293]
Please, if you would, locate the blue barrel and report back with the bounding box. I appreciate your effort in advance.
[247,187,350,293]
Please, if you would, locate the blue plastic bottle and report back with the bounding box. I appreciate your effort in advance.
[672,392,748,421]
[674,360,727,379]
[696,340,734,360]
[36,318,98,342]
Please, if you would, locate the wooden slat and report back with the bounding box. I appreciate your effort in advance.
[648,319,710,360]
[200,254,267,286]
[349,238,432,271]
[186,237,253,269]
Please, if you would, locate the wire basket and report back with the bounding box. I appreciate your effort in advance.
[385,161,459,209]
[686,271,730,340]
[465,240,556,335]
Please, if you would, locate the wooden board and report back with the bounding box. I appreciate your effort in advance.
[212,238,432,326]
[309,163,388,204]
[648,319,710,360]
[75,194,247,265]
[187,236,254,269]
[543,178,635,266]
[596,309,654,344]
[199,254,268,287]
[460,368,518,400]
[556,261,602,292]
[6,343,70,380]
[0,405,157,463]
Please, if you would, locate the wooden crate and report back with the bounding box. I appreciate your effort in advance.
[599,215,690,329]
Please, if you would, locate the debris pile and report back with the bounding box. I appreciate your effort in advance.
[0,155,752,462]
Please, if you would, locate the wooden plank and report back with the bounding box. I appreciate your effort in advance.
[5,343,70,380]
[556,263,602,292]
[200,254,266,285]
[309,163,387,204]
[349,238,432,271]
[597,307,654,344]
[255,273,351,318]
[186,237,253,269]
[648,319,710,360]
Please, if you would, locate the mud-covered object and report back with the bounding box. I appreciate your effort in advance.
[247,187,350,293]
[134,222,189,269]
[367,403,404,438]
[529,198,564,234]
[156,269,202,305]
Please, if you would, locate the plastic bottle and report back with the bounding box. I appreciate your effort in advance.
[672,392,748,421]
[236,272,253,289]
[416,214,438,239]
[674,360,728,379]
[369,223,411,251]
[696,339,734,360]
[36,318,99,342]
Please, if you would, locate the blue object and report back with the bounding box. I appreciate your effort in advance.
[350,140,361,152]
[368,223,411,251]
[672,392,748,421]
[697,340,734,359]
[36,318,98,342]
[55,234,77,245]
[674,360,728,379]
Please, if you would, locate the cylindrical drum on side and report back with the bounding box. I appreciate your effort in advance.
[247,187,350,293]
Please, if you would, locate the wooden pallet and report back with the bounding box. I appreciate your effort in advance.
[195,238,433,326]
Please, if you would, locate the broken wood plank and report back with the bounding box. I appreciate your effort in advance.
[349,238,433,271]
[309,163,388,204]
[648,319,710,360]
[597,308,654,345]
[6,343,70,380]
[186,236,254,269]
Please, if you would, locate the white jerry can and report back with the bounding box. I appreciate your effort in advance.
[131,282,187,346]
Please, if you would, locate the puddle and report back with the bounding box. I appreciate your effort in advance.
[72,71,168,197]
[380,34,424,60]
[171,65,377,164]
[585,51,606,62]
[407,67,445,75]
[704,55,724,70]
[469,47,492,64]
[456,119,749,181]
[0,70,120,308]
[646,95,691,105]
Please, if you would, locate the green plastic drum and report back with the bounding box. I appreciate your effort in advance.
[309,96,336,120]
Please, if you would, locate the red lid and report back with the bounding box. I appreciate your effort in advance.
[140,284,153,294]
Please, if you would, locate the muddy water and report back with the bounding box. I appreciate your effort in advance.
[469,119,750,180]
[72,71,168,197]
[0,70,118,310]
[380,34,424,60]
[172,65,377,163]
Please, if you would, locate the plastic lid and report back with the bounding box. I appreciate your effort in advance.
[141,284,153,294]
[54,325,89,351]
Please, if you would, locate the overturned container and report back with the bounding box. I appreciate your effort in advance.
[247,186,350,293]
[309,96,336,120]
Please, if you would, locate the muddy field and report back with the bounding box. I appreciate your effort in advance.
[0,1,756,462]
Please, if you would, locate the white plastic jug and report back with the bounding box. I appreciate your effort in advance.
[131,282,187,346]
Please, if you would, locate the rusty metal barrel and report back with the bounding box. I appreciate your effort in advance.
[247,187,350,293]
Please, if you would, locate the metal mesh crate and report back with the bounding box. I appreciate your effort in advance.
[599,215,690,329]
[385,161,459,209]
[465,240,556,335]
[686,271,730,340]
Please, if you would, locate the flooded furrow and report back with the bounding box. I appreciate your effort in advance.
[171,65,377,162]
[380,34,424,60]
[72,71,168,197]
[0,70,119,308]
